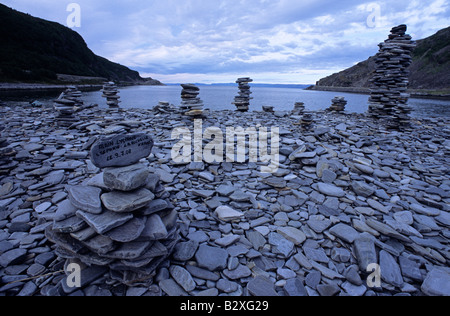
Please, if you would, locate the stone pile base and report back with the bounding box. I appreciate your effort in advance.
[45,163,179,291]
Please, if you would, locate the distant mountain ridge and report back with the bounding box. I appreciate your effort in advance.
[0,4,163,85]
[313,26,450,91]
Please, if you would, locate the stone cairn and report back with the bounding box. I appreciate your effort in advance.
[45,133,180,292]
[262,106,274,113]
[368,24,416,129]
[328,97,347,113]
[300,113,314,130]
[233,77,253,112]
[102,82,121,108]
[180,84,204,117]
[53,86,82,127]
[292,102,305,115]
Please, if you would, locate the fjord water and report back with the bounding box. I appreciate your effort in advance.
[82,85,449,118]
[4,85,450,118]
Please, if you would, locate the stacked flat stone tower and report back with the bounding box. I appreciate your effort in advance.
[102,82,121,108]
[328,97,347,113]
[45,133,179,291]
[368,24,416,129]
[233,77,253,112]
[292,102,305,115]
[53,86,82,127]
[180,84,203,117]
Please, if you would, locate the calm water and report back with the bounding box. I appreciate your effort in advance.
[2,85,449,118]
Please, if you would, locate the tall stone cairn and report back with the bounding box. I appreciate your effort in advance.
[180,84,204,117]
[102,82,121,108]
[45,133,180,292]
[233,77,253,112]
[368,24,416,129]
[53,86,82,127]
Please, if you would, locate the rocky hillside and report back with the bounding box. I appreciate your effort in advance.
[0,4,162,85]
[314,26,450,91]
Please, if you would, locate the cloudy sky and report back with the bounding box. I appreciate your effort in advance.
[2,0,449,83]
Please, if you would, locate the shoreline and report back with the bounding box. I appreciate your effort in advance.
[0,83,103,93]
[0,103,449,297]
[307,85,450,101]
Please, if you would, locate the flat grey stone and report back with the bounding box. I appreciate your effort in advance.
[380,250,403,287]
[263,177,287,188]
[159,278,188,296]
[277,226,306,245]
[54,199,78,221]
[53,215,87,233]
[247,276,278,296]
[105,217,146,243]
[90,133,154,168]
[329,223,360,243]
[421,267,450,296]
[170,265,196,292]
[223,264,252,280]
[351,181,375,197]
[268,232,294,257]
[217,278,239,293]
[103,241,150,260]
[185,265,220,281]
[103,164,149,192]
[140,199,169,216]
[354,233,378,271]
[138,214,168,241]
[67,185,103,214]
[215,205,244,222]
[195,245,228,271]
[82,234,115,255]
[172,240,199,261]
[317,183,345,197]
[101,188,155,213]
[0,248,27,267]
[76,210,133,235]
[317,283,341,296]
[284,278,307,296]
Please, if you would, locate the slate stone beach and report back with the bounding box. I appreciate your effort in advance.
[0,95,449,296]
[0,22,449,298]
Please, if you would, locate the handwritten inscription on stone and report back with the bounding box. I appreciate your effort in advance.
[90,133,154,168]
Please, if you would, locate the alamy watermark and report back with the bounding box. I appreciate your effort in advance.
[367,263,382,288]
[66,263,81,288]
[366,3,382,28]
[66,3,81,28]
[171,120,280,174]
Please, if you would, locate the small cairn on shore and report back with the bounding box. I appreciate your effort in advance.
[53,86,82,127]
[327,97,347,113]
[296,112,314,130]
[368,24,416,129]
[45,133,180,292]
[233,77,253,112]
[154,101,175,114]
[102,82,121,108]
[292,102,305,115]
[180,84,204,117]
[262,106,274,113]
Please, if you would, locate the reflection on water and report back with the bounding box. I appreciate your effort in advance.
[1,85,449,118]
